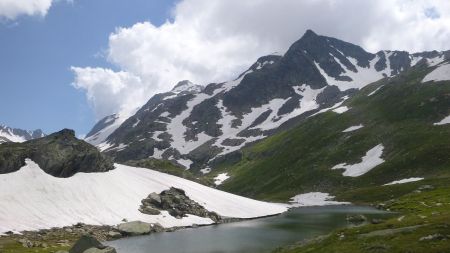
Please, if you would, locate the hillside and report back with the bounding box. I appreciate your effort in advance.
[218,61,450,201]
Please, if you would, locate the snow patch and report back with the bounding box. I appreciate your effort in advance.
[0,128,27,143]
[427,55,445,67]
[313,52,392,91]
[332,144,385,177]
[422,63,450,83]
[214,173,230,186]
[132,118,140,128]
[176,158,193,169]
[333,106,349,114]
[200,167,211,174]
[289,192,349,207]
[343,124,364,132]
[384,177,424,186]
[434,114,450,125]
[0,160,288,234]
[368,85,384,96]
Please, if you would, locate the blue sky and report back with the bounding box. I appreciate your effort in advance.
[0,0,176,135]
[1,0,449,137]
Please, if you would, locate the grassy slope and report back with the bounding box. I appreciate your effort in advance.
[220,64,450,202]
[275,177,450,253]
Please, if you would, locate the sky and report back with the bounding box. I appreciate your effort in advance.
[1,0,450,136]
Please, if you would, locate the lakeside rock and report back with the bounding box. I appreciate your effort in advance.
[139,187,222,222]
[117,221,164,236]
[69,235,116,253]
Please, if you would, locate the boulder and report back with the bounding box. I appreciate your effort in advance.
[69,235,107,253]
[117,221,152,236]
[346,214,367,224]
[139,187,222,222]
[107,231,122,240]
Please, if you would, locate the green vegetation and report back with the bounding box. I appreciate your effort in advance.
[220,64,450,202]
[0,237,72,253]
[274,177,450,253]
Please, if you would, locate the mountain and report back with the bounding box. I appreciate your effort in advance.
[219,60,450,201]
[0,125,45,144]
[87,29,449,173]
[0,129,114,177]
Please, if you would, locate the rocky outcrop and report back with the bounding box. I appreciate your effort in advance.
[116,221,164,236]
[69,235,116,253]
[139,187,221,222]
[0,129,114,177]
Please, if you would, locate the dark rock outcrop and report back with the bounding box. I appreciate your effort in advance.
[69,235,116,253]
[140,187,221,222]
[0,129,114,177]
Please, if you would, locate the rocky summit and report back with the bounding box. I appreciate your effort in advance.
[0,128,114,177]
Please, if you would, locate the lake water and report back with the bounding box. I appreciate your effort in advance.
[107,205,392,253]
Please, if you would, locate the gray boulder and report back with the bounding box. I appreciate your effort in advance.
[117,221,163,236]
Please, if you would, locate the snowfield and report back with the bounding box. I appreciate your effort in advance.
[434,114,450,126]
[0,160,287,234]
[384,177,424,186]
[422,63,450,83]
[290,192,349,207]
[331,144,385,177]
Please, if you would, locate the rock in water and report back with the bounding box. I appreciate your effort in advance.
[346,214,367,224]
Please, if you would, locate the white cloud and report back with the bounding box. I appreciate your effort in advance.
[0,0,53,20]
[71,67,145,119]
[72,0,450,120]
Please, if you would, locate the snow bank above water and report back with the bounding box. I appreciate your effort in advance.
[290,192,349,207]
[0,160,287,234]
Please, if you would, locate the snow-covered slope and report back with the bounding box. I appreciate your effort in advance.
[0,160,287,234]
[422,62,450,83]
[0,125,45,143]
[89,30,449,173]
[84,112,134,146]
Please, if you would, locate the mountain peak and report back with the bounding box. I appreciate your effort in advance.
[171,80,203,94]
[301,29,319,40]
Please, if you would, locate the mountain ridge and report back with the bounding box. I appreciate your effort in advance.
[85,29,450,173]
